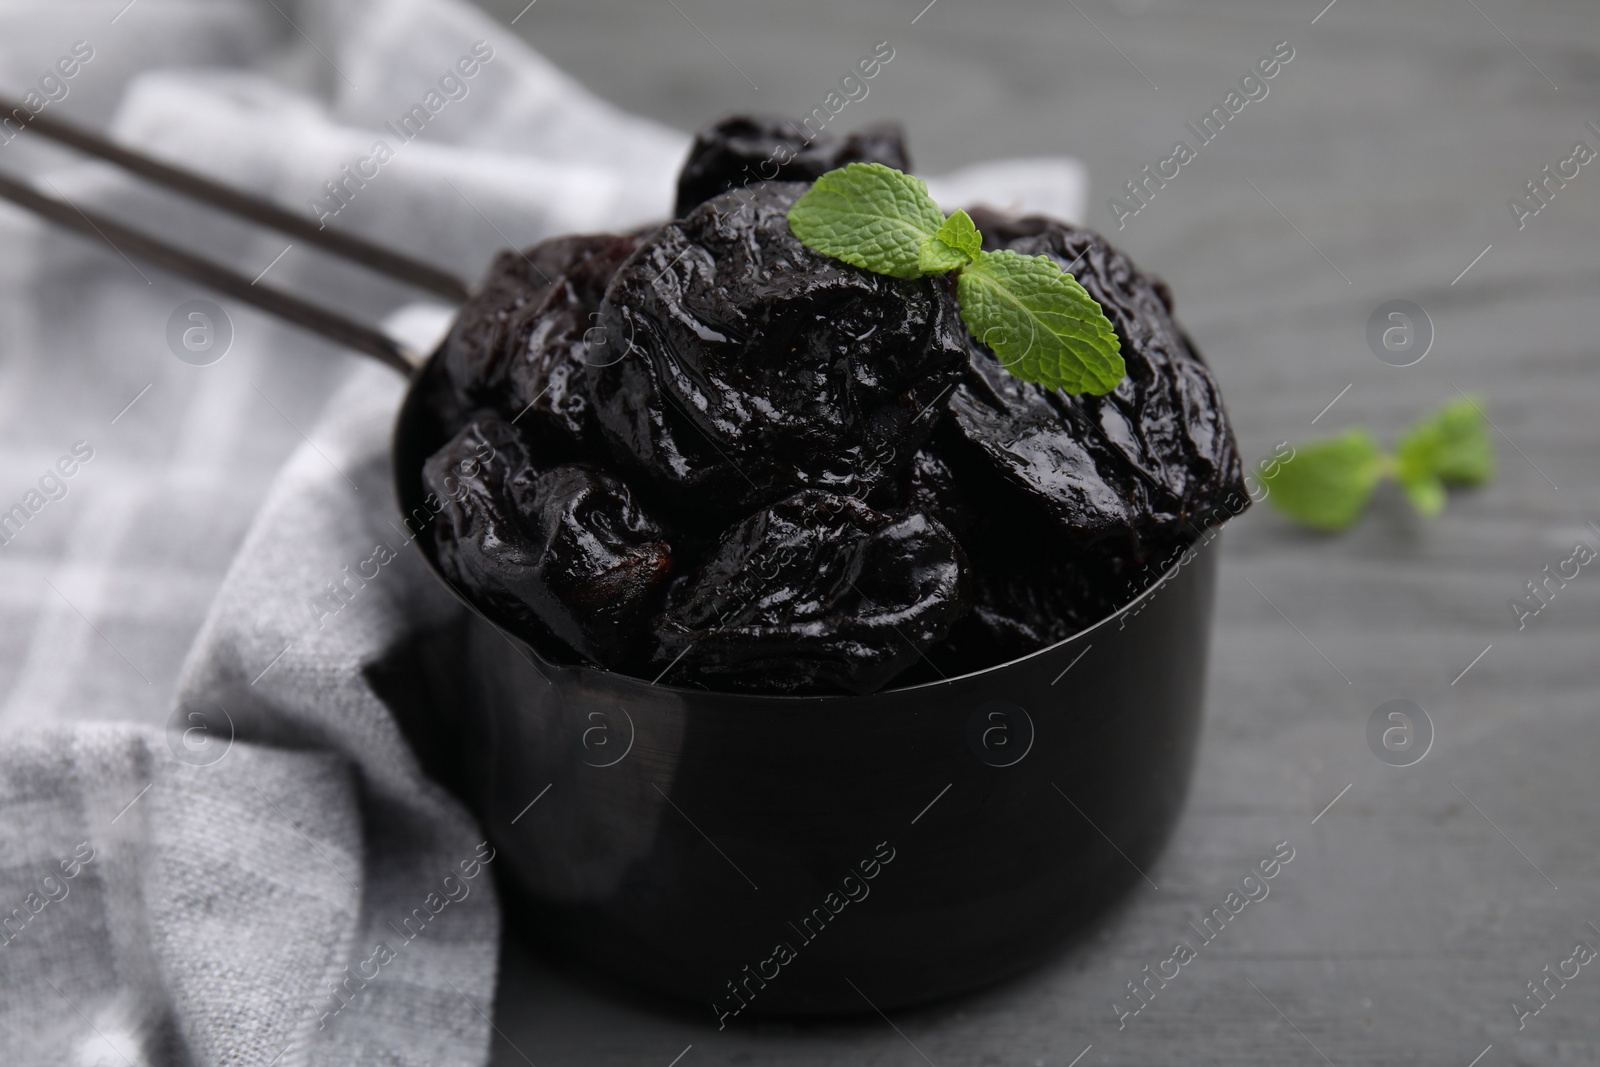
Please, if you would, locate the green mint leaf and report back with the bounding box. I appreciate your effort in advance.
[786,162,948,279]
[918,235,970,274]
[1396,395,1494,488]
[1398,469,1447,517]
[935,208,982,258]
[918,208,981,272]
[1261,428,1386,531]
[955,248,1125,394]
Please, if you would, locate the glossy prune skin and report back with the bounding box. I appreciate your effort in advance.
[876,440,1133,680]
[424,419,551,638]
[424,418,671,667]
[897,446,977,541]
[652,490,966,694]
[930,512,1135,678]
[948,211,1247,554]
[514,463,673,666]
[590,183,967,524]
[436,234,639,453]
[674,115,911,218]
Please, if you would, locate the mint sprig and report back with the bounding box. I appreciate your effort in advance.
[924,208,982,270]
[788,162,949,279]
[787,163,1126,395]
[1261,396,1495,531]
[956,249,1126,393]
[1262,429,1387,531]
[1394,394,1495,514]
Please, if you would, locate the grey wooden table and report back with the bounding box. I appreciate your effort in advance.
[473,0,1600,1062]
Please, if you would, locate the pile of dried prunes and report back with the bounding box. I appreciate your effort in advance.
[420,116,1247,695]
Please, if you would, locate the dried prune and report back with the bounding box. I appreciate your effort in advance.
[590,183,966,523]
[870,436,1134,679]
[424,418,671,666]
[947,211,1247,554]
[674,115,911,217]
[652,491,966,694]
[927,496,1135,676]
[436,233,639,454]
[872,444,978,542]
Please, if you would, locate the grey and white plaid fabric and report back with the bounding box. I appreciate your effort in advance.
[0,1,1084,1062]
[0,1,683,1063]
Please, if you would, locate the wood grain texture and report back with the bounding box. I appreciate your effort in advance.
[473,0,1600,1061]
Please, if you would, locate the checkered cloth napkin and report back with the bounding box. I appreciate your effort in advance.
[0,1,682,1063]
[0,1,1084,1062]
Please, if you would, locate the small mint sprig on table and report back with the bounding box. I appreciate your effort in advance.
[1260,396,1495,531]
[786,162,1126,395]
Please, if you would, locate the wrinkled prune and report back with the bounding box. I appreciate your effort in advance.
[674,115,911,218]
[590,183,967,522]
[873,438,1134,679]
[436,234,639,453]
[652,491,965,694]
[425,418,671,666]
[929,500,1134,676]
[864,440,981,542]
[947,211,1247,554]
